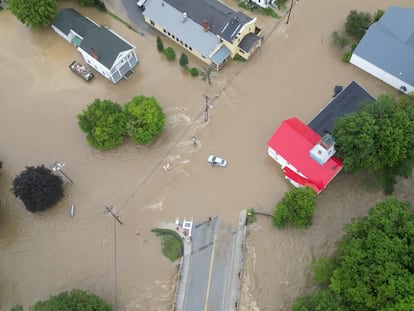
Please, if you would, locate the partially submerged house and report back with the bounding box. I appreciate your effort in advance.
[52,8,139,84]
[350,6,414,94]
[267,81,375,194]
[142,0,263,70]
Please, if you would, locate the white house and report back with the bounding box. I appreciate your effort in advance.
[350,6,414,94]
[52,9,139,84]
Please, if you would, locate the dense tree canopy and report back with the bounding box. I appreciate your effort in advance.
[78,99,127,150]
[124,96,166,144]
[292,197,414,311]
[345,10,373,39]
[30,289,112,311]
[12,165,64,212]
[332,93,414,193]
[8,0,57,28]
[273,187,317,229]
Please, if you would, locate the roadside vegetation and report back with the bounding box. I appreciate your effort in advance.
[291,197,414,311]
[11,289,112,311]
[77,96,165,150]
[156,36,216,85]
[331,9,385,62]
[273,187,317,229]
[151,228,184,262]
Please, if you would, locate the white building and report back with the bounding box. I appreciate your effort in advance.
[52,9,139,84]
[350,6,414,94]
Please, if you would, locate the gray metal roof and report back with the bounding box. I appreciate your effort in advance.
[160,0,252,42]
[211,45,231,65]
[352,6,414,86]
[53,9,134,69]
[308,81,375,136]
[143,0,219,57]
[239,33,262,53]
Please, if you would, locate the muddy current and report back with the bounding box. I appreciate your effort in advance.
[0,0,413,310]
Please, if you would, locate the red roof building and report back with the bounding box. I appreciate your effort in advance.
[267,117,343,194]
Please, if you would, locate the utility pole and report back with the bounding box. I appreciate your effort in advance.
[286,0,294,24]
[104,205,123,225]
[203,95,213,122]
[51,161,73,183]
[103,205,122,311]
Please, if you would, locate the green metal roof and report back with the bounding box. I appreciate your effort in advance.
[52,9,134,69]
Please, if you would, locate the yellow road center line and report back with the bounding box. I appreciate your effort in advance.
[204,232,217,311]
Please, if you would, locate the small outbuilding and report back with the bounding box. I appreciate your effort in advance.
[52,9,139,84]
[350,6,414,94]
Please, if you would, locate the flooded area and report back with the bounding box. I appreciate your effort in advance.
[0,0,413,310]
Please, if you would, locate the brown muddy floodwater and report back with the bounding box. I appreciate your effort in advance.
[0,0,413,310]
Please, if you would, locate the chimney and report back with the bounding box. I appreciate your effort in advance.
[203,20,209,32]
[91,48,99,60]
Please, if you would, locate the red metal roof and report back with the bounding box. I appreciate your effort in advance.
[267,117,343,193]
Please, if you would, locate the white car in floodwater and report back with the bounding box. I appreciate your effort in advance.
[208,155,227,167]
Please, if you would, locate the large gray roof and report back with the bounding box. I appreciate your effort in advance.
[143,0,220,57]
[53,9,134,69]
[162,0,253,42]
[353,6,414,86]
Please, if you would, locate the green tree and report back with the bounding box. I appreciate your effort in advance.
[30,289,112,311]
[8,0,57,28]
[78,99,126,150]
[200,65,214,85]
[329,198,414,311]
[10,305,23,311]
[179,52,189,68]
[292,198,414,311]
[311,257,336,286]
[124,96,165,144]
[331,31,350,49]
[332,93,414,194]
[12,165,64,213]
[273,187,317,229]
[78,0,95,6]
[291,289,342,311]
[345,10,373,39]
[156,36,164,53]
[163,47,176,61]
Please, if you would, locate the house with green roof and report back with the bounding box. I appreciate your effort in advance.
[350,6,414,94]
[52,8,138,84]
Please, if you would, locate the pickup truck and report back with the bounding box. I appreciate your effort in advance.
[69,61,94,82]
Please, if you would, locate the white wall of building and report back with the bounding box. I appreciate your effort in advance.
[351,54,414,94]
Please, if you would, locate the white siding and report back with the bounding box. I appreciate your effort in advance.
[350,54,414,94]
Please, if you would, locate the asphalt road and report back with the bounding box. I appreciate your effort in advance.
[182,218,238,311]
[104,0,158,36]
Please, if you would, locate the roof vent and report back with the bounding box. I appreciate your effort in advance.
[183,12,187,21]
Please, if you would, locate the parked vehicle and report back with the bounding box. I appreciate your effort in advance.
[208,155,227,167]
[69,61,94,81]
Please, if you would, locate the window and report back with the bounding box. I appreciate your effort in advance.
[189,47,192,51]
[172,35,175,39]
[185,43,188,48]
[163,29,166,33]
[168,32,171,36]
[150,20,154,26]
